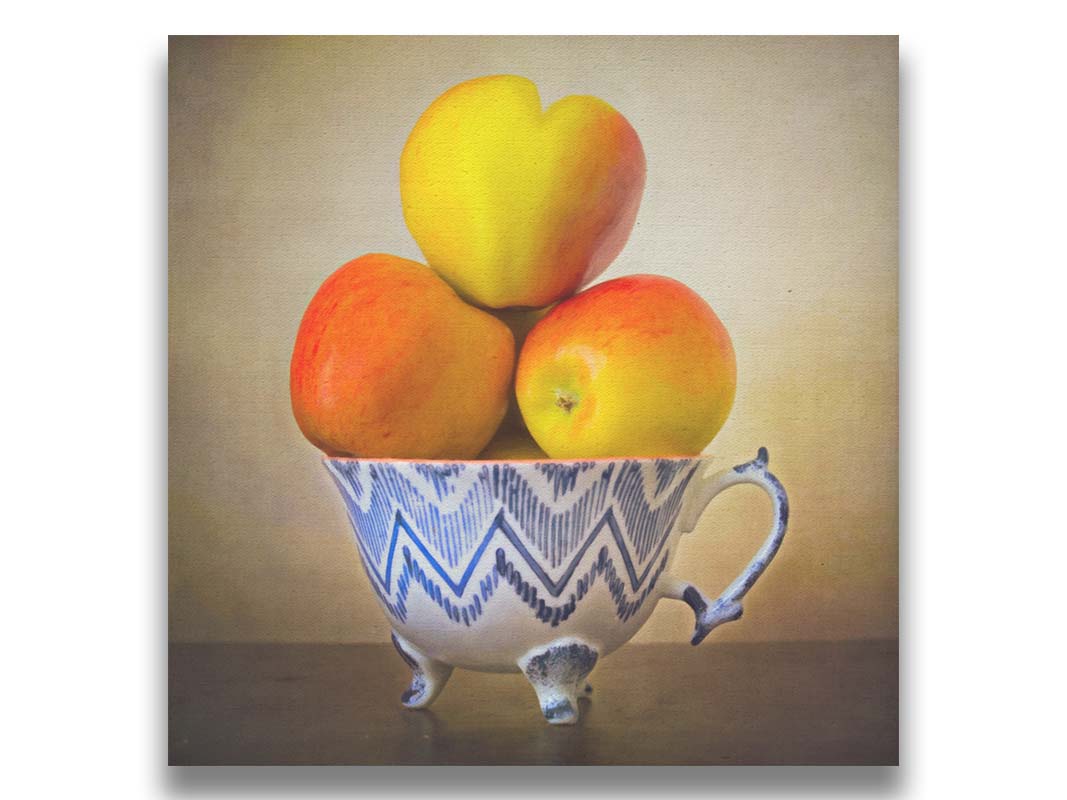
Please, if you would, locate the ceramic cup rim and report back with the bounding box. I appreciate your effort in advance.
[322,453,715,466]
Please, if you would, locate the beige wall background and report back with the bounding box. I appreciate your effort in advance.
[169,36,897,644]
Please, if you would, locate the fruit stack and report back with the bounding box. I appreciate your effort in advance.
[291,75,736,461]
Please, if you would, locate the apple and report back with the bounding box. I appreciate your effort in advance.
[487,304,555,434]
[515,275,736,458]
[400,75,646,309]
[477,428,550,461]
[290,253,514,459]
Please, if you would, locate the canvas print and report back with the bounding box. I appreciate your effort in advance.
[169,35,898,765]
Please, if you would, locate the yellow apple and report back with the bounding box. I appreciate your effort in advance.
[400,75,646,309]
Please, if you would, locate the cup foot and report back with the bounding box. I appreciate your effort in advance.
[518,638,598,726]
[391,632,453,709]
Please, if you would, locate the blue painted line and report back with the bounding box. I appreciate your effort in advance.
[352,505,680,602]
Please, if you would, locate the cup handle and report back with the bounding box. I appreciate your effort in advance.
[665,447,790,645]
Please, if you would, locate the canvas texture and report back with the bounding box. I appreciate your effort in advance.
[168,36,898,646]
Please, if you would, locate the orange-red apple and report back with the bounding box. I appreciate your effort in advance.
[290,254,514,459]
[515,275,736,458]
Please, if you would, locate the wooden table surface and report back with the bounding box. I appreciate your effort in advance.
[169,640,897,765]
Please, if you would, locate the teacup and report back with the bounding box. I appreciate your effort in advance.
[325,447,788,725]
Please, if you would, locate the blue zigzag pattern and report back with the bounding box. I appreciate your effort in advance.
[346,505,680,627]
[495,547,672,627]
[358,536,671,629]
[328,460,698,572]
[364,547,502,628]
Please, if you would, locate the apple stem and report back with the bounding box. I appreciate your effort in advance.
[554,390,577,413]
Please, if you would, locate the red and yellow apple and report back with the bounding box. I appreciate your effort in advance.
[400,75,646,309]
[290,253,514,459]
[515,275,736,459]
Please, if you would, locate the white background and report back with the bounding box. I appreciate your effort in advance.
[2,1,1065,797]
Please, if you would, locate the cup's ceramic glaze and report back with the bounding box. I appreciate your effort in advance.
[325,448,788,725]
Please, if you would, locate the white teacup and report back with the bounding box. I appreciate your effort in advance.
[326,447,788,725]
